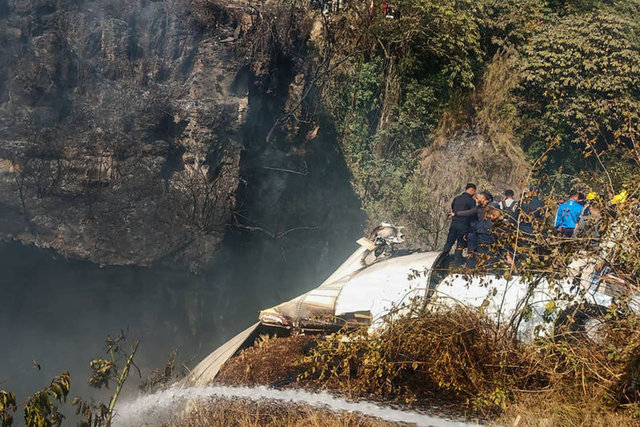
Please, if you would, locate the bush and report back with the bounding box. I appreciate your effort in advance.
[298,301,640,419]
[300,307,544,412]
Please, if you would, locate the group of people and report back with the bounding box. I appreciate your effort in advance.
[442,183,603,270]
[310,1,399,18]
[443,183,520,268]
[310,0,344,14]
[443,182,639,290]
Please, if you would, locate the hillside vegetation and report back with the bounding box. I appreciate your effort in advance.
[206,305,640,426]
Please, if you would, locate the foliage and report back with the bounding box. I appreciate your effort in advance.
[519,10,640,173]
[547,0,615,13]
[301,0,640,238]
[1,374,70,427]
[296,296,640,418]
[474,48,525,161]
[372,0,482,89]
[474,0,547,52]
[216,335,314,387]
[0,391,17,427]
[363,171,450,249]
[0,374,71,427]
[88,359,115,389]
[305,0,489,238]
[23,372,70,427]
[71,398,110,427]
[74,333,140,427]
[0,333,142,427]
[139,348,179,393]
[300,307,542,411]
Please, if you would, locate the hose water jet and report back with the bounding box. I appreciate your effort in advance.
[115,385,481,426]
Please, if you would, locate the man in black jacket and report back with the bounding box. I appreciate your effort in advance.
[443,183,477,264]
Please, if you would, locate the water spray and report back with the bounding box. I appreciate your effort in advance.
[115,385,481,427]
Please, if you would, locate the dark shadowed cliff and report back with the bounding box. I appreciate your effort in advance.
[0,0,340,269]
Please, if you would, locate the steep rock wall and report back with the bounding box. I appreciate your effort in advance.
[0,0,253,269]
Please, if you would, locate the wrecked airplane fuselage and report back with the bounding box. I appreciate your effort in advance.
[183,224,638,386]
[258,249,444,331]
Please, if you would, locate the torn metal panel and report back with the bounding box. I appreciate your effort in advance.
[334,251,442,328]
[259,248,443,330]
[180,322,261,387]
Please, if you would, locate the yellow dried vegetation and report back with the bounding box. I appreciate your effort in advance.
[301,305,640,424]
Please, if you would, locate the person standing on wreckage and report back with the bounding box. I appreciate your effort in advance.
[567,195,605,288]
[443,183,477,266]
[449,191,498,268]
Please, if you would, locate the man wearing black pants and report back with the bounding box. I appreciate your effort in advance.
[443,183,477,264]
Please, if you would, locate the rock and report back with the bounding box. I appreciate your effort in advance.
[0,0,252,269]
[421,130,528,197]
[0,0,357,271]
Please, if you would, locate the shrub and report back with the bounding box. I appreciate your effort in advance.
[300,307,545,412]
[298,301,640,418]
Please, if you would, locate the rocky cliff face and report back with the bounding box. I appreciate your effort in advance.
[0,0,254,269]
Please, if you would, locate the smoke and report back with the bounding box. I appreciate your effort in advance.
[115,385,480,427]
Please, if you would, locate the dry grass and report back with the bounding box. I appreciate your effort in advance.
[474,48,526,165]
[499,395,640,427]
[419,47,529,221]
[216,335,314,387]
[299,308,546,410]
[177,398,398,427]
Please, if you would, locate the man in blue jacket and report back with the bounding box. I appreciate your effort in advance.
[555,190,584,237]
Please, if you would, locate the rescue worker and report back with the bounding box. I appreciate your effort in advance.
[443,183,476,265]
[451,190,493,222]
[574,202,603,249]
[578,192,587,206]
[519,187,545,237]
[450,191,493,267]
[522,188,544,218]
[567,201,605,289]
[555,190,584,237]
